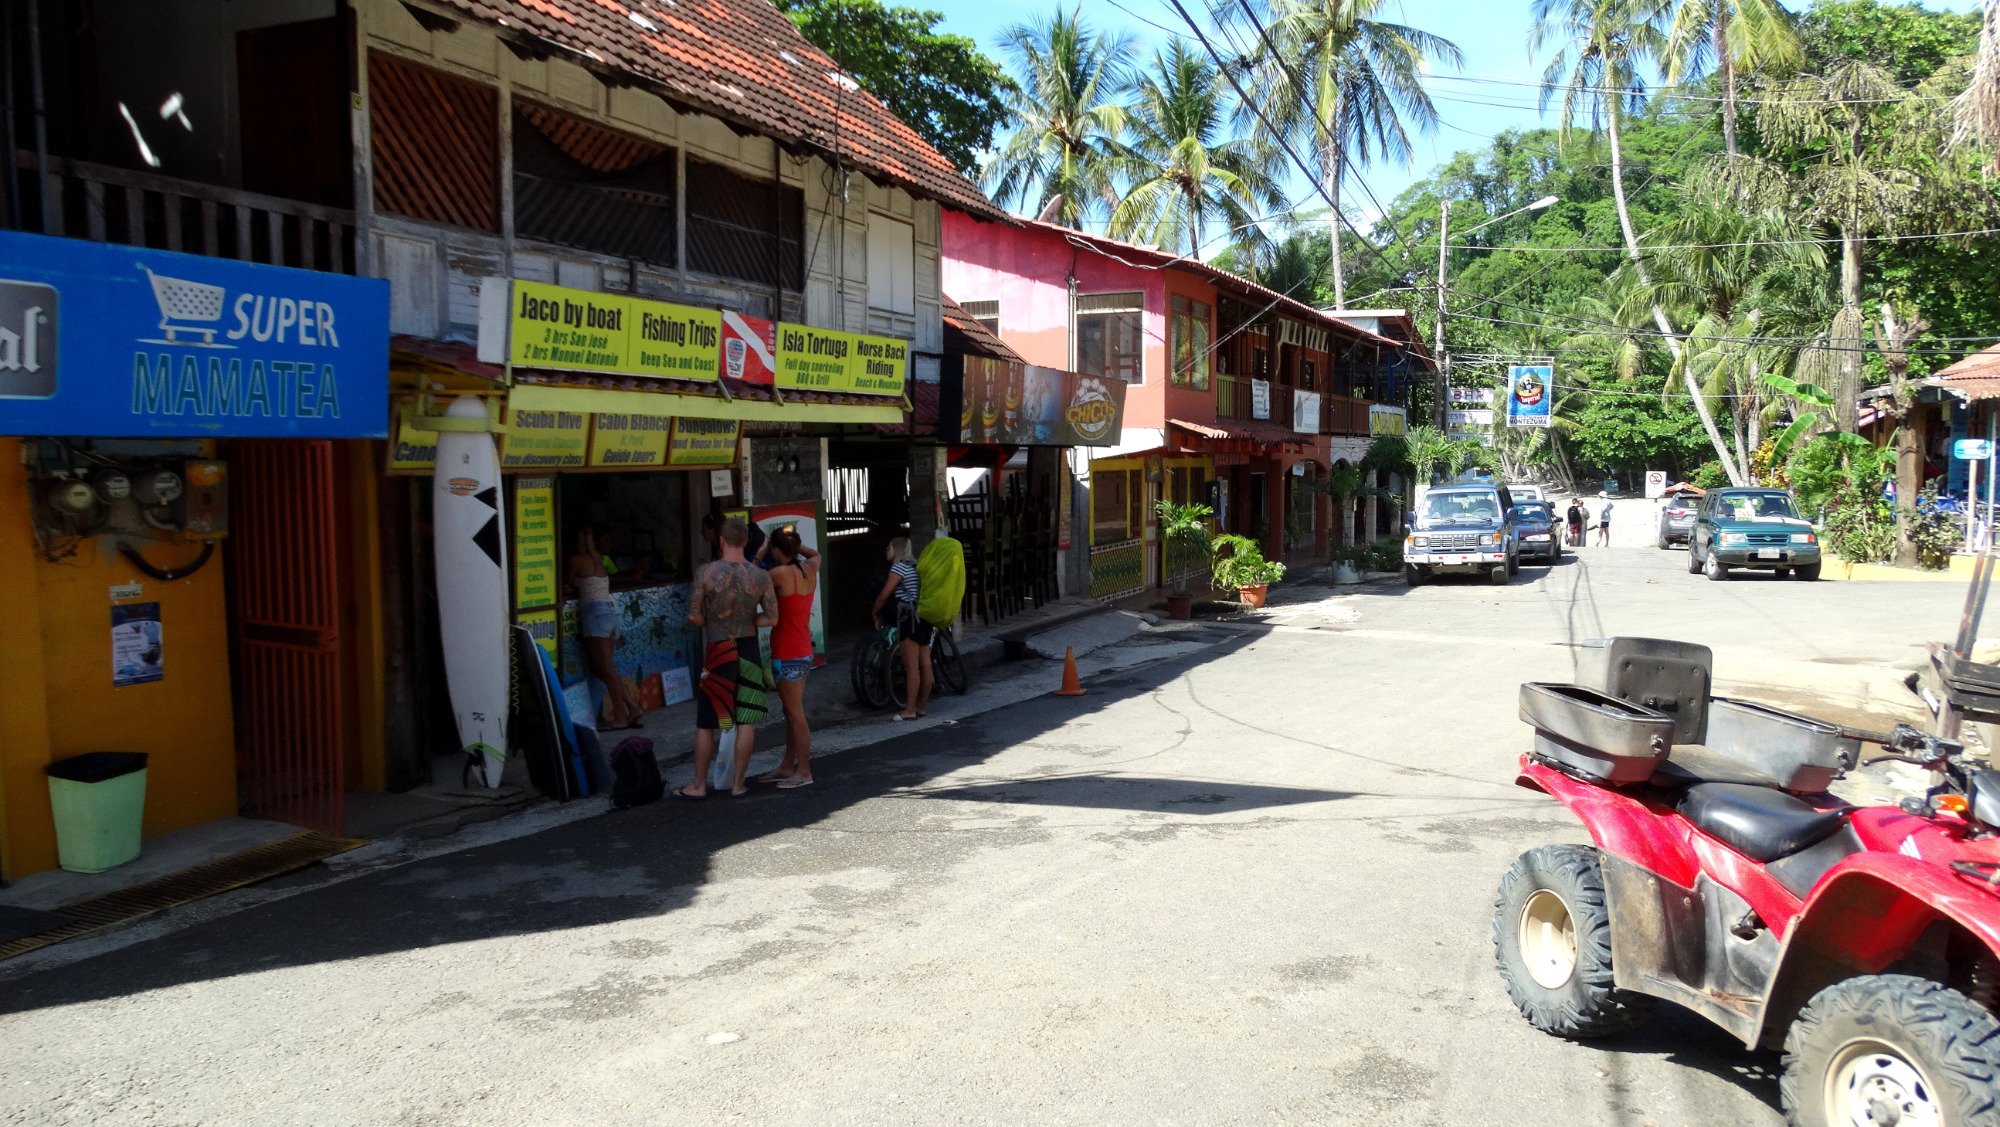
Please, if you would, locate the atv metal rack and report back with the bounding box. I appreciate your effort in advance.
[1930,545,2000,738]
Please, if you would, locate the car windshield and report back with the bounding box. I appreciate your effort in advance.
[1516,503,1552,523]
[1419,492,1500,526]
[1720,492,1799,521]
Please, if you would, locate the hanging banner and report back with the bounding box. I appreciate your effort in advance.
[512,477,558,611]
[0,230,389,438]
[1293,390,1321,435]
[773,323,908,396]
[1506,364,1553,428]
[953,356,1126,446]
[1368,404,1408,436]
[1251,379,1272,421]
[668,417,741,466]
[587,412,672,468]
[500,404,589,469]
[479,278,722,382]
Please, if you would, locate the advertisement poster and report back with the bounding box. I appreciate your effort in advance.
[1293,390,1321,434]
[721,312,777,385]
[1251,379,1272,421]
[587,413,672,468]
[512,477,557,611]
[773,323,908,397]
[1506,364,1554,428]
[1368,405,1409,436]
[111,602,163,687]
[482,278,722,383]
[499,404,589,469]
[752,502,827,660]
[954,356,1126,446]
[667,417,741,466]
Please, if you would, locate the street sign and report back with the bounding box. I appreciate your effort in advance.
[1956,438,1994,460]
[1645,470,1667,498]
[1447,408,1494,427]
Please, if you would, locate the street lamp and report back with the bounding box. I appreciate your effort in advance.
[1432,194,1560,425]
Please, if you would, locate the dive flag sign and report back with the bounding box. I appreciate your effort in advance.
[1506,364,1553,429]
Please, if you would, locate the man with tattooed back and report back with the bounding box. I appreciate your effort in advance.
[675,518,776,799]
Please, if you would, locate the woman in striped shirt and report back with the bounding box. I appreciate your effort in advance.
[871,536,934,721]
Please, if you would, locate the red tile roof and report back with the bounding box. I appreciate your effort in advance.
[426,0,1007,222]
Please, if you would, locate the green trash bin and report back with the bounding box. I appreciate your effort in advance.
[45,752,148,874]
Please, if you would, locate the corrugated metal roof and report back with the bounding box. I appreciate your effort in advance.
[419,0,1007,222]
[1930,342,2000,400]
[941,297,1024,363]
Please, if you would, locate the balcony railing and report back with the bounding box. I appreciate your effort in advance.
[13,153,355,274]
[1218,374,1374,437]
[1321,392,1374,436]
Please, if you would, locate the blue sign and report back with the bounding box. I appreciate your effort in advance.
[0,230,389,438]
[1506,364,1553,429]
[1955,438,1994,460]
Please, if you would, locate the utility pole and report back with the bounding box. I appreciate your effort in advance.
[1434,199,1449,428]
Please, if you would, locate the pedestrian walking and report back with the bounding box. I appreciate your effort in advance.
[675,518,775,800]
[1565,498,1586,547]
[753,527,819,789]
[871,536,933,722]
[568,526,645,731]
[1596,492,1614,547]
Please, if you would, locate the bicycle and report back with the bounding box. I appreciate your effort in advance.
[849,618,968,711]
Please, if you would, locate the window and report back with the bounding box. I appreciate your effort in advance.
[1093,469,1134,542]
[1076,292,1144,383]
[1170,294,1212,389]
[1301,359,1317,391]
[513,102,676,263]
[867,213,916,315]
[368,55,499,231]
[685,158,805,290]
[960,299,1000,335]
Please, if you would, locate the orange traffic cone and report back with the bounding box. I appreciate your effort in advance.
[1053,646,1086,697]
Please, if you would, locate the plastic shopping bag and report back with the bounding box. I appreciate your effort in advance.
[709,726,738,792]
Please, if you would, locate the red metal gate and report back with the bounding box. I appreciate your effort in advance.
[231,441,346,833]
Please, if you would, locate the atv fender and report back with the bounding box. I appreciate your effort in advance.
[1516,762,1699,887]
[1752,854,2000,1049]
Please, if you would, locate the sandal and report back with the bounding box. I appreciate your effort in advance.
[776,778,815,790]
[670,787,706,801]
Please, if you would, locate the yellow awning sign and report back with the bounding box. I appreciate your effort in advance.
[587,413,672,468]
[775,324,907,397]
[506,382,904,425]
[668,418,740,466]
[389,402,439,472]
[485,279,722,383]
[500,404,589,470]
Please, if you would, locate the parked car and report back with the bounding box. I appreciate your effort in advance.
[1688,487,1822,581]
[1511,484,1546,503]
[1514,500,1562,563]
[1404,483,1520,586]
[1657,499,1697,548]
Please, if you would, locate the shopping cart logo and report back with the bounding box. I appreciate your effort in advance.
[139,265,234,349]
[0,278,57,399]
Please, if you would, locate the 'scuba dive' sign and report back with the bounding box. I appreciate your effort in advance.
[0,230,389,438]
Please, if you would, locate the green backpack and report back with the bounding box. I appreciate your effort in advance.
[916,536,966,627]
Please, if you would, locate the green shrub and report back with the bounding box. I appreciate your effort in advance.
[1211,533,1285,589]
[1365,537,1404,572]
[1824,483,1896,565]
[1901,483,1960,570]
[1689,461,1729,490]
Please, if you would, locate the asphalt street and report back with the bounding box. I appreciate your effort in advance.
[0,543,1973,1126]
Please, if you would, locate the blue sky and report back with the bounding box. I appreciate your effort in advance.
[923,0,1985,241]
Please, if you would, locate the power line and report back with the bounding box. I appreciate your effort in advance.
[1446,226,2000,254]
[1429,70,1954,106]
[1445,306,1993,358]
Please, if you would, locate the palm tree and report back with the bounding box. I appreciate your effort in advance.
[1108,39,1285,258]
[1533,0,1749,483]
[984,9,1134,228]
[1661,0,1799,159]
[1232,0,1461,307]
[1953,0,2000,165]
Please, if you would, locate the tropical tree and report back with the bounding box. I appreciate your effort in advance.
[1108,39,1285,257]
[1232,0,1461,307]
[984,8,1134,228]
[1404,424,1454,487]
[1661,0,1800,159]
[1532,0,1747,484]
[1953,0,2000,164]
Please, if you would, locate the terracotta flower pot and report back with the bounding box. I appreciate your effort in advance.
[1166,593,1194,619]
[1237,584,1268,608]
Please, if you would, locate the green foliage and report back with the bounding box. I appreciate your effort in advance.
[1825,483,1897,564]
[1155,500,1214,595]
[1404,425,1454,485]
[1361,435,1411,476]
[1690,461,1730,489]
[1210,533,1286,590]
[1901,483,1961,570]
[777,0,1011,171]
[1788,431,1891,518]
[1568,390,1712,478]
[984,8,1133,228]
[1798,0,1982,84]
[1363,536,1405,572]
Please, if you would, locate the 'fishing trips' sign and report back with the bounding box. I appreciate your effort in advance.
[0,230,389,438]
[484,279,721,382]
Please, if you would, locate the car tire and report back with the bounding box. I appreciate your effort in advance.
[1780,975,2000,1127]
[1657,529,1669,550]
[1492,845,1648,1040]
[1403,564,1424,587]
[1797,562,1821,581]
[1687,544,1703,574]
[1489,564,1509,586]
[1705,552,1729,581]
[1507,551,1520,576]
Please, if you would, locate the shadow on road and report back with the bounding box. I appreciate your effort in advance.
[904,776,1363,813]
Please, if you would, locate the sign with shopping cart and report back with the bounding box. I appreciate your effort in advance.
[0,230,388,437]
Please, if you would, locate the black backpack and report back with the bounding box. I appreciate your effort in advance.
[608,735,664,809]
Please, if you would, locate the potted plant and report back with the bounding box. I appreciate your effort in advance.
[1155,500,1214,619]
[1328,545,1363,586]
[1212,533,1286,607]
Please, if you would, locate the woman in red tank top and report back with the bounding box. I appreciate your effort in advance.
[755,527,819,788]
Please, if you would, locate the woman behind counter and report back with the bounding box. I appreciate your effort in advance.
[568,525,647,731]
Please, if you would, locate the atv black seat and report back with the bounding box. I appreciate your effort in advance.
[1650,745,1786,790]
[1677,782,1849,863]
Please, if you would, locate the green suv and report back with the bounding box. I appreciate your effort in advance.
[1688,487,1822,581]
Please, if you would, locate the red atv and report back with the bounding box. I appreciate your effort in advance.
[1496,638,2000,1126]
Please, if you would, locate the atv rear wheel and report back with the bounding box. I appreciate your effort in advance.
[1492,844,1646,1039]
[1782,974,2000,1127]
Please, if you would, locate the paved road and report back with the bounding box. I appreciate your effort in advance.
[0,549,1972,1126]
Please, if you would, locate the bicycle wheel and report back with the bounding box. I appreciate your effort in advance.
[935,628,969,695]
[851,633,894,710]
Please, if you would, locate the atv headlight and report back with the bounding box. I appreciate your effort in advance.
[1720,532,1747,546]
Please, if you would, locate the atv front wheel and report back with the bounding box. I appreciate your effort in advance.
[1492,845,1646,1039]
[1782,974,2000,1127]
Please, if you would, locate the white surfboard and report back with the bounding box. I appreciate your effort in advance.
[432,395,509,788]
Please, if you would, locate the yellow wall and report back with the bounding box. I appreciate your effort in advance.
[0,440,238,879]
